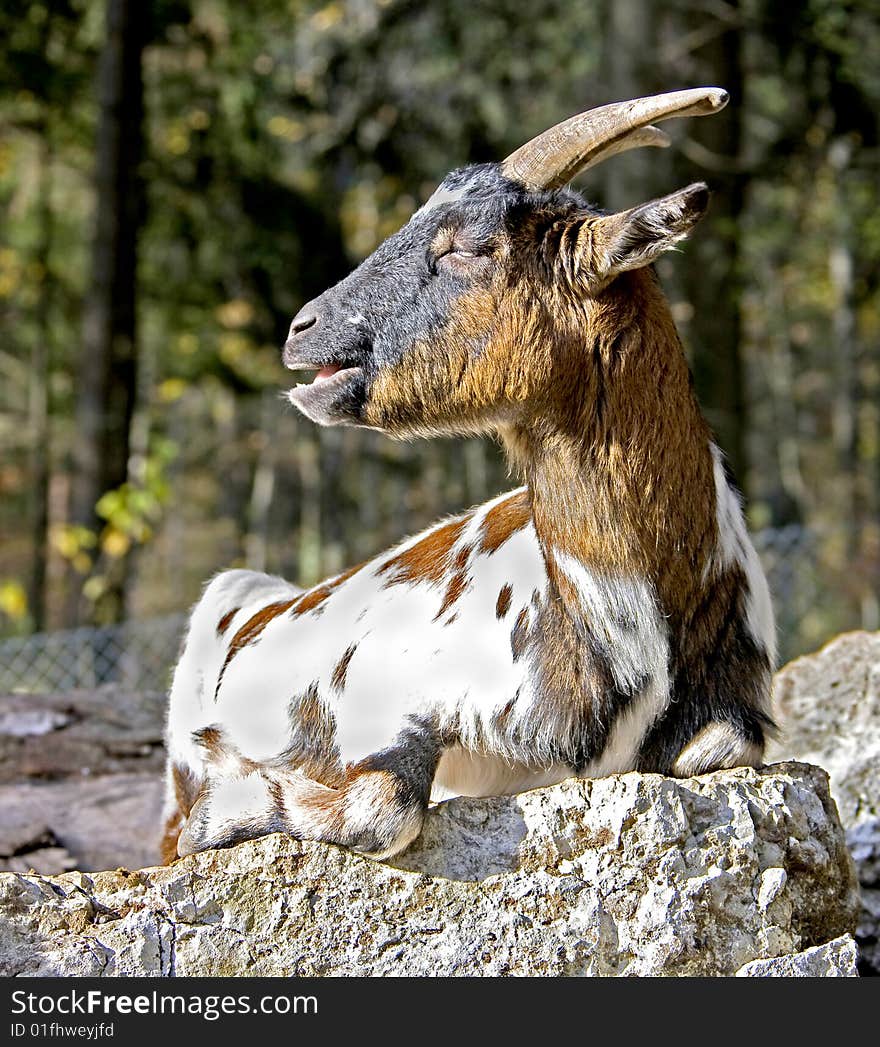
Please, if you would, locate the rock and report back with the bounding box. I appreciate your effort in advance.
[0,774,164,874]
[735,933,860,977]
[768,631,880,974]
[0,823,77,875]
[0,762,859,977]
[0,687,166,782]
[0,686,166,874]
[3,847,78,877]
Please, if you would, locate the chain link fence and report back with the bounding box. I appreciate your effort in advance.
[0,524,876,695]
[0,614,186,695]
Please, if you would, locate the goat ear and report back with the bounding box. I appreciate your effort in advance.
[592,182,710,280]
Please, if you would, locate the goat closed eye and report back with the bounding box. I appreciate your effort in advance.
[439,248,473,261]
[433,248,485,277]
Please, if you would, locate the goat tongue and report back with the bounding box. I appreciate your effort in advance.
[315,364,342,382]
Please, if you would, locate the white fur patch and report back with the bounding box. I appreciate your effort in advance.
[553,553,671,775]
[417,184,467,214]
[164,569,301,787]
[671,722,762,777]
[167,490,570,809]
[176,771,272,856]
[432,748,570,800]
[706,444,777,665]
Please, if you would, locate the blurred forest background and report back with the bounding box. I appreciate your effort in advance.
[1,0,879,690]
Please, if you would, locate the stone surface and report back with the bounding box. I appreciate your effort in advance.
[0,687,166,873]
[735,933,860,977]
[0,763,859,977]
[0,775,164,874]
[0,687,166,782]
[768,631,880,974]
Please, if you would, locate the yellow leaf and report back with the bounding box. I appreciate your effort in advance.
[267,116,306,142]
[158,378,188,403]
[176,333,199,354]
[83,576,107,602]
[102,528,131,559]
[0,581,27,620]
[310,2,343,30]
[216,299,255,328]
[188,108,210,130]
[53,524,99,559]
[72,552,92,574]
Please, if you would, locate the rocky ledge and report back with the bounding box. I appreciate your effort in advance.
[0,762,860,977]
[768,631,880,974]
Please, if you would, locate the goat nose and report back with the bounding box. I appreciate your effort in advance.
[289,306,319,338]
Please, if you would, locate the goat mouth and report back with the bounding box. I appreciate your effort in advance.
[286,363,365,424]
[310,363,357,384]
[282,347,362,382]
[294,363,362,388]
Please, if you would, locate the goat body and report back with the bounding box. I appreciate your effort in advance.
[161,89,776,863]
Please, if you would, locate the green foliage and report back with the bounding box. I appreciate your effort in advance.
[49,434,178,620]
[95,435,177,550]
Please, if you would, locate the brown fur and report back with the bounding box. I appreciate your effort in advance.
[528,593,625,766]
[290,561,366,620]
[267,777,288,822]
[290,585,334,617]
[330,644,358,693]
[159,762,201,864]
[510,607,530,662]
[194,724,261,775]
[229,599,297,650]
[216,598,297,697]
[676,562,765,699]
[479,489,532,554]
[286,682,345,787]
[159,811,184,865]
[379,514,470,587]
[282,762,426,858]
[193,725,225,760]
[362,271,546,436]
[214,564,366,700]
[216,608,239,636]
[492,694,517,734]
[435,570,468,621]
[172,763,200,815]
[496,583,513,619]
[483,274,721,751]
[507,271,718,632]
[454,543,473,571]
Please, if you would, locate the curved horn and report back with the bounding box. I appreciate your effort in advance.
[501,87,729,191]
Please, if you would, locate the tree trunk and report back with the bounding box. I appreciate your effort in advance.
[827,139,858,539]
[599,0,667,213]
[27,133,53,633]
[65,0,146,626]
[245,391,279,574]
[674,4,748,488]
[597,0,747,486]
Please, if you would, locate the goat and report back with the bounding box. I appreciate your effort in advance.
[161,88,776,864]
